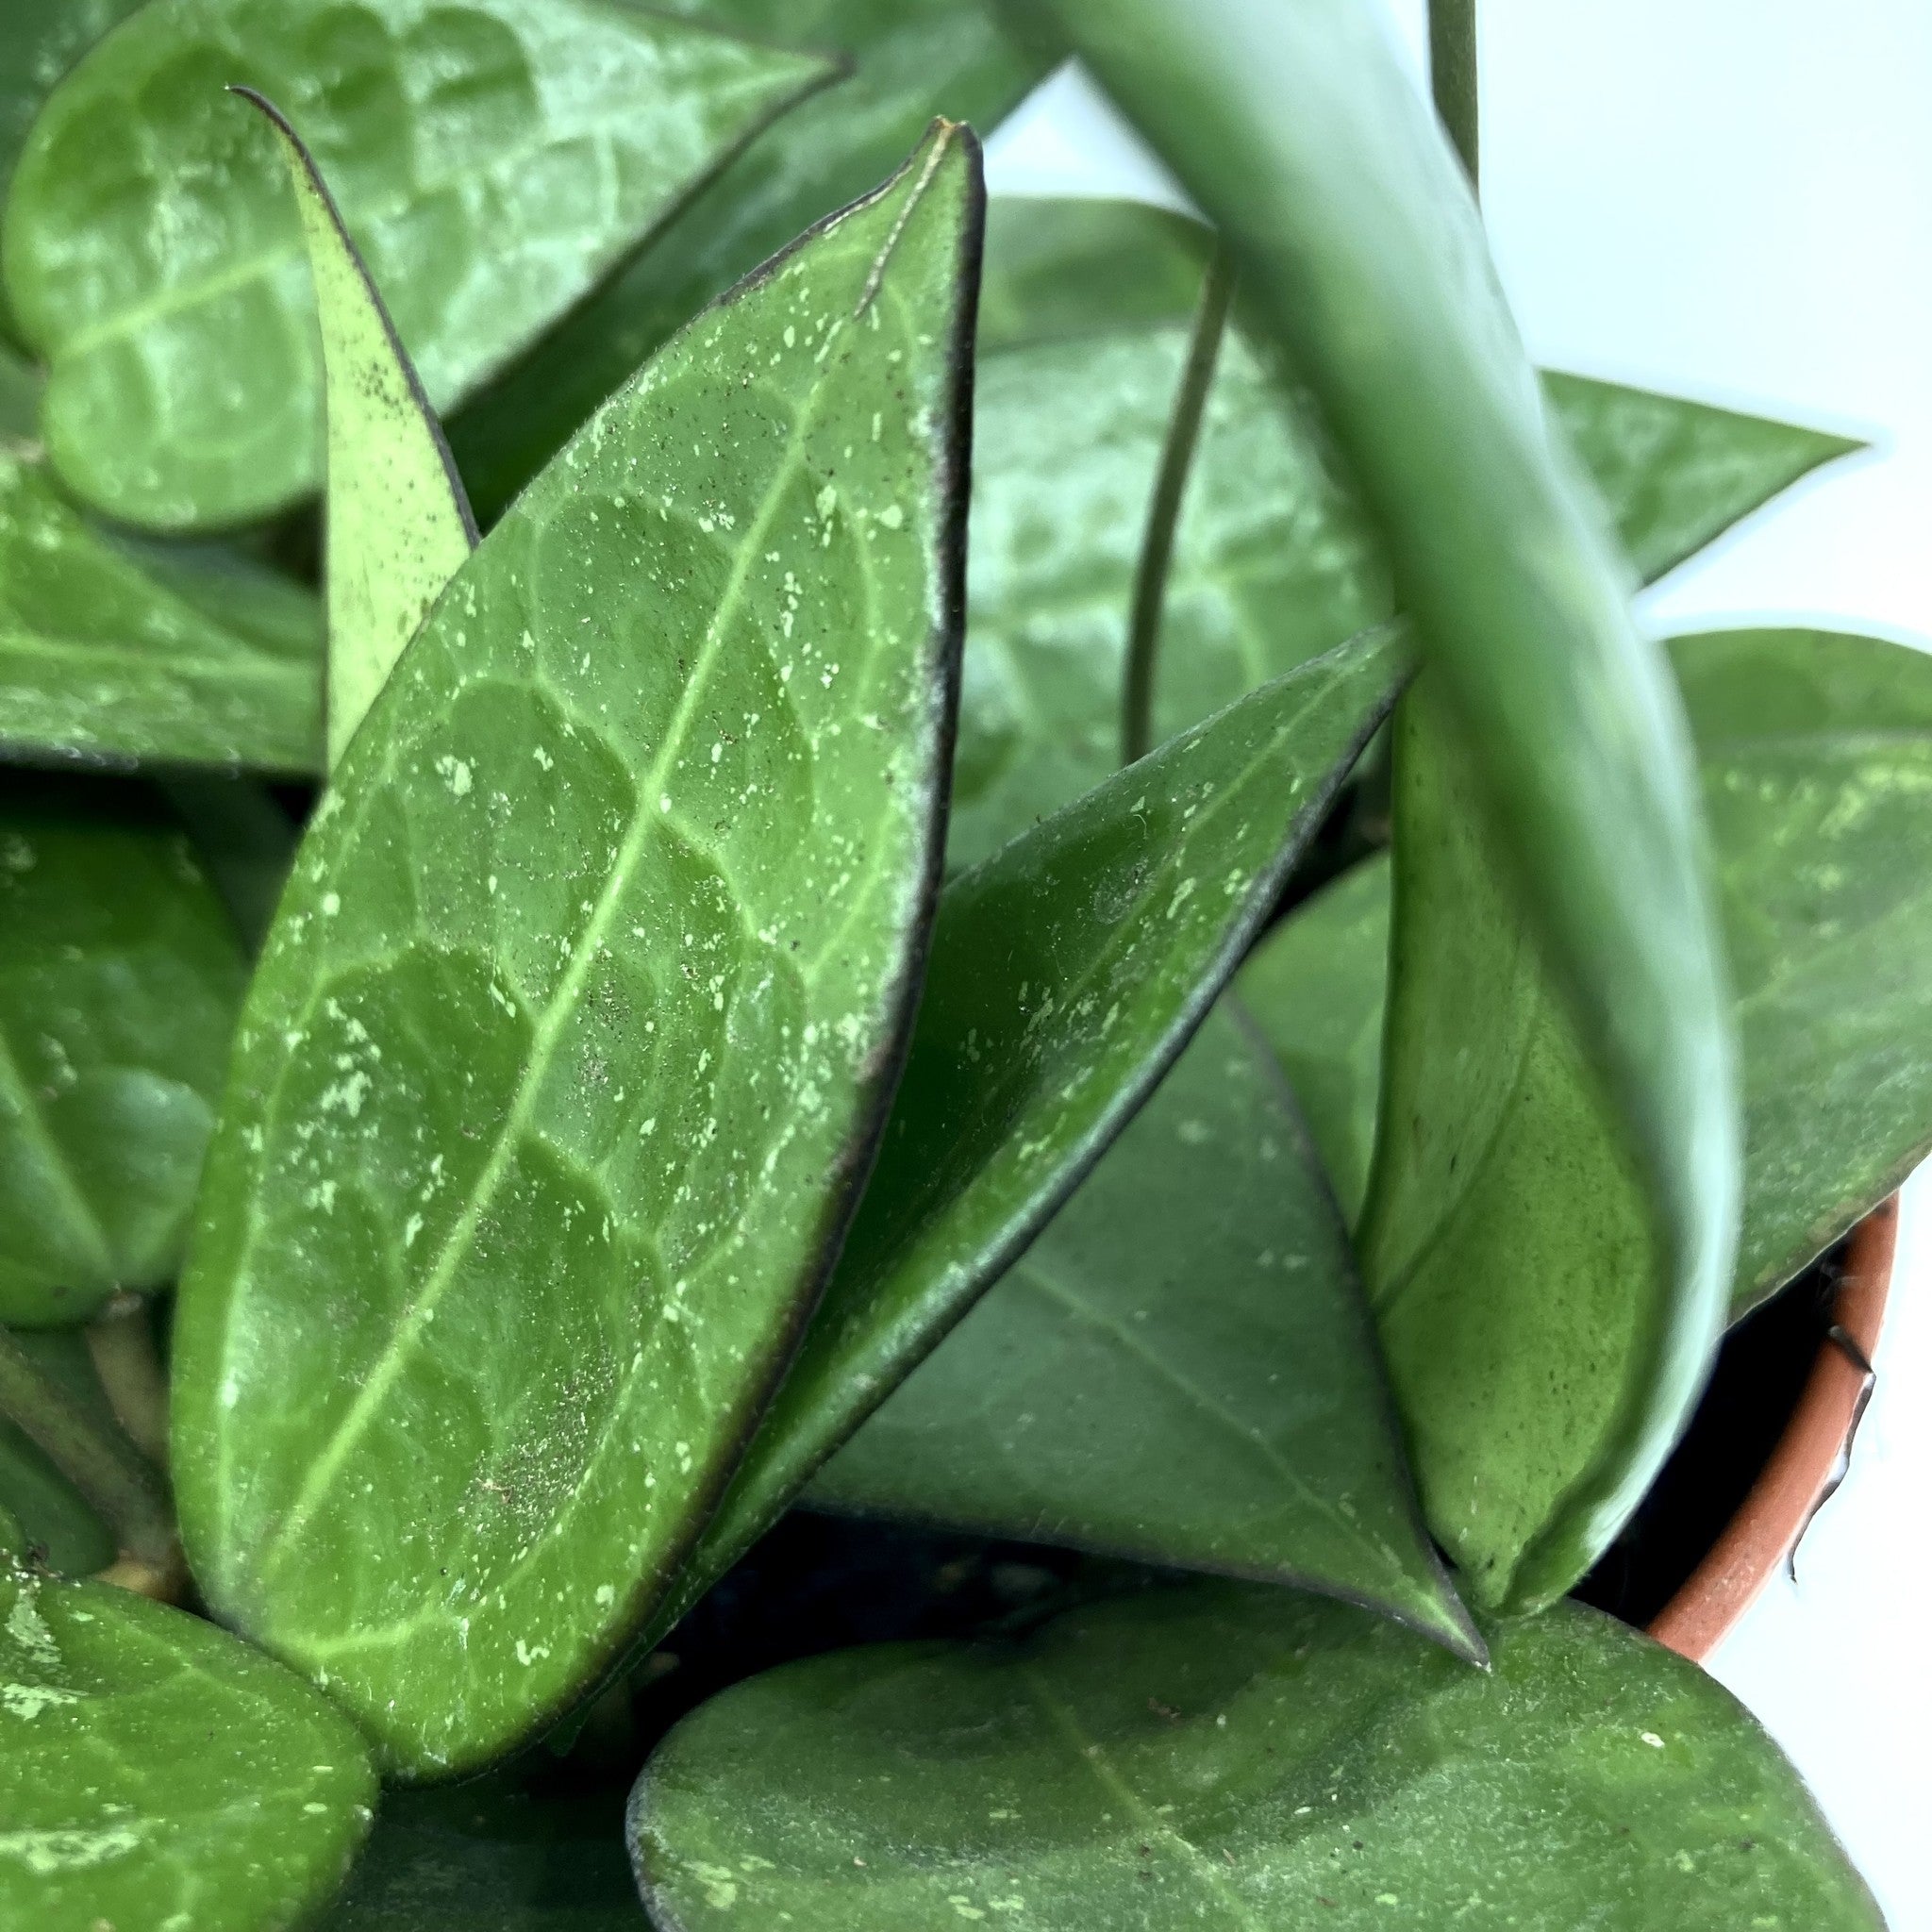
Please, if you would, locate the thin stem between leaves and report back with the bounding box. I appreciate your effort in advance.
[0,1322,180,1593]
[1429,0,1480,191]
[1121,242,1236,767]
[86,1292,171,1466]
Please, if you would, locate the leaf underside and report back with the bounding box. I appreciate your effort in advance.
[171,125,985,1779]
[4,0,839,527]
[810,997,1477,1658]
[630,1580,1882,1932]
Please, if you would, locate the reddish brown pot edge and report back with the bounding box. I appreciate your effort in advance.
[1647,1196,1897,1665]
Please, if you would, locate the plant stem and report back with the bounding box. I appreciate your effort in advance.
[86,1293,170,1467]
[0,1323,179,1589]
[1121,242,1236,767]
[1429,0,1480,191]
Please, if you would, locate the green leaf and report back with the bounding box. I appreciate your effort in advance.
[1237,853,1391,1222]
[630,1580,1882,1931]
[0,339,39,437]
[245,90,477,768]
[0,453,322,772]
[449,0,1057,520]
[1044,1,1766,1610]
[1677,626,1932,1312]
[809,999,1476,1657]
[322,1781,641,1930]
[655,626,1406,1637]
[157,774,301,954]
[0,775,248,1326]
[0,1328,115,1574]
[4,0,839,530]
[171,126,985,1779]
[0,1561,377,1931]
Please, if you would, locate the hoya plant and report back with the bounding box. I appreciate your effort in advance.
[0,0,1922,1926]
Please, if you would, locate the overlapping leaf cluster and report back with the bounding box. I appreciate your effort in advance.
[0,2,1915,1928]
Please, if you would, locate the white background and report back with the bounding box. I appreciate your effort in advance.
[983,7,1932,1924]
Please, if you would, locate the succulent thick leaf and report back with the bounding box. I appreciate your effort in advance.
[450,0,1056,520]
[810,999,1475,1657]
[1237,853,1391,1222]
[322,1782,641,1930]
[955,196,1857,866]
[0,777,247,1326]
[1678,627,1932,1311]
[249,92,476,768]
[0,1562,376,1932]
[653,629,1406,1638]
[4,0,837,529]
[631,1581,1882,1931]
[0,454,322,771]
[0,1328,114,1574]
[171,128,984,1779]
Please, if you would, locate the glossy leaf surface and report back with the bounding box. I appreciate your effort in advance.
[811,1000,1475,1657]
[5,0,836,528]
[251,92,476,768]
[451,0,1056,519]
[0,1562,376,1932]
[658,627,1406,1634]
[324,1781,640,1929]
[1237,853,1390,1221]
[953,197,1856,866]
[633,1581,1880,1932]
[0,1328,114,1574]
[0,454,322,772]
[172,128,983,1778]
[0,776,247,1325]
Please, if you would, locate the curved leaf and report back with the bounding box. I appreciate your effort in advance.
[246,91,476,768]
[0,1328,114,1574]
[653,626,1407,1639]
[0,775,247,1326]
[5,0,838,528]
[1237,853,1391,1221]
[0,1561,376,1932]
[450,0,1057,519]
[0,454,322,772]
[632,1580,1880,1932]
[810,998,1476,1657]
[172,126,985,1779]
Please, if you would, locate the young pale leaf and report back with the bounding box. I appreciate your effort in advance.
[0,455,322,772]
[0,776,247,1326]
[4,0,838,529]
[322,1782,640,1930]
[0,1328,115,1574]
[1237,853,1391,1222]
[450,0,1057,519]
[630,1581,1882,1931]
[809,999,1476,1658]
[172,126,985,1779]
[652,628,1407,1638]
[246,92,477,769]
[0,1562,376,1931]
[954,197,1857,867]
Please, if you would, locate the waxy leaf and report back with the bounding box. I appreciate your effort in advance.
[249,92,477,768]
[0,1561,377,1931]
[954,197,1857,866]
[811,999,1476,1657]
[173,127,985,1778]
[5,0,838,529]
[631,1581,1882,1931]
[0,454,322,772]
[0,776,247,1326]
[450,0,1057,519]
[655,627,1407,1635]
[0,1327,115,1574]
[1237,852,1391,1222]
[324,1782,641,1930]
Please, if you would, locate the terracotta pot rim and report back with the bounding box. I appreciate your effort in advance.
[1645,1197,1897,1665]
